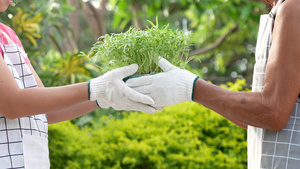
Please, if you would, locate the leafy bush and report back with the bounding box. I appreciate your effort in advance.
[49,79,248,169]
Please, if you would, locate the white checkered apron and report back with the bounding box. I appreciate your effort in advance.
[0,30,48,169]
[247,0,300,168]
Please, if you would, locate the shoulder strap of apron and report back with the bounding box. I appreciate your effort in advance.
[271,0,284,15]
[0,29,15,45]
[0,29,28,60]
[247,1,285,169]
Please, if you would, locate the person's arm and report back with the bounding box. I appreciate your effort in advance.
[28,63,99,124]
[46,101,99,124]
[194,0,300,131]
[0,55,89,119]
[0,56,155,120]
[127,0,300,131]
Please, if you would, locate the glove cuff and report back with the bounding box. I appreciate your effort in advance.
[191,76,199,101]
[178,72,198,102]
[88,77,107,101]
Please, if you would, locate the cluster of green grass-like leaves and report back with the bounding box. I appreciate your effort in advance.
[88,21,191,74]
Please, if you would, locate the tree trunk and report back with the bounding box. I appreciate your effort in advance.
[98,0,107,36]
[68,0,80,41]
[132,0,143,29]
[83,0,107,40]
[62,26,78,53]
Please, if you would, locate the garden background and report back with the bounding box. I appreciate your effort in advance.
[0,0,272,168]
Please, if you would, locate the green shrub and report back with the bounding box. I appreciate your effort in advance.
[49,79,248,169]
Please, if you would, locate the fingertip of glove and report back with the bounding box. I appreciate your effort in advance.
[156,106,164,111]
[159,58,176,72]
[147,108,157,114]
[121,64,139,77]
[129,63,138,70]
[146,97,155,105]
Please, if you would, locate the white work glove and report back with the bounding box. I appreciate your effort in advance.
[126,58,199,107]
[88,64,156,114]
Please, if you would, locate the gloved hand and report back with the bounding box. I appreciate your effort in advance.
[126,58,199,107]
[88,64,156,114]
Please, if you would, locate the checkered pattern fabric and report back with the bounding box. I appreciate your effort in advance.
[261,100,300,168]
[0,42,48,169]
[247,0,300,168]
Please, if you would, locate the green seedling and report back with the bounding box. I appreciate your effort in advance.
[86,20,191,74]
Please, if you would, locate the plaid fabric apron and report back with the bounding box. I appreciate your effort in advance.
[248,0,300,168]
[0,30,49,169]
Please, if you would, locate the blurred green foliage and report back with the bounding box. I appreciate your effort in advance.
[0,0,269,84]
[49,79,248,169]
[107,0,268,81]
[49,102,247,169]
[36,49,99,87]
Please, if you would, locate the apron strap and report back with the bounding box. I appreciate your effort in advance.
[0,30,28,60]
[0,30,15,45]
[271,0,284,15]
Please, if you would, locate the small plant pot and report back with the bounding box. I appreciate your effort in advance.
[123,74,155,82]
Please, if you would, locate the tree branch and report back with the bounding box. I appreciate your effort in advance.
[132,0,143,29]
[98,0,108,35]
[68,0,80,41]
[188,24,238,57]
[83,0,107,40]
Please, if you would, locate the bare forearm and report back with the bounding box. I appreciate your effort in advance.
[193,79,290,131]
[3,82,89,119]
[47,100,99,124]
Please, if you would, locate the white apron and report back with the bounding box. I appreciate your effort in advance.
[248,0,300,168]
[0,30,50,169]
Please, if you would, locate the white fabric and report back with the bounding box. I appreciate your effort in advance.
[126,58,198,107]
[23,135,50,169]
[0,30,48,169]
[89,64,156,114]
[247,12,273,169]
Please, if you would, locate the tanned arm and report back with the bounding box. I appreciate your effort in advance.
[194,0,300,131]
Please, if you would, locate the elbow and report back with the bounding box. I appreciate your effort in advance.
[256,92,290,131]
[0,106,21,120]
[1,112,18,120]
[264,108,290,132]
[0,90,29,119]
[267,121,286,132]
[5,115,18,120]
